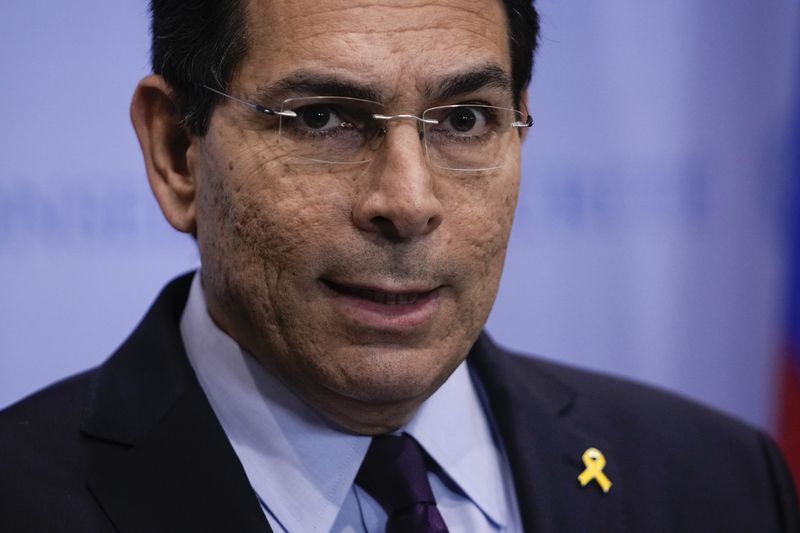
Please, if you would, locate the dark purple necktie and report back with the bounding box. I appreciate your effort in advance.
[356,434,449,533]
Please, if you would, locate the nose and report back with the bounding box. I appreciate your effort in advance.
[352,123,443,241]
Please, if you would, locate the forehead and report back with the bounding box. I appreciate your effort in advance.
[238,0,511,102]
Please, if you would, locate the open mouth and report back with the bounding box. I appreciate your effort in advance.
[321,279,442,330]
[323,280,435,305]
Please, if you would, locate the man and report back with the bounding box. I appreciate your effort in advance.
[1,0,797,531]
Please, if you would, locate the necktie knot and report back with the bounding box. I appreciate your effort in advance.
[356,434,448,533]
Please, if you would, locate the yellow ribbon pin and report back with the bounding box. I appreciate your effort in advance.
[577,447,612,493]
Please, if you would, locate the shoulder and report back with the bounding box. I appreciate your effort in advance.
[491,342,769,460]
[0,272,196,452]
[484,338,755,435]
[474,337,799,530]
[0,369,95,454]
[0,369,112,529]
[0,370,96,481]
[0,273,196,530]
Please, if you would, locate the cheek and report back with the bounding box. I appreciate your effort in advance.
[209,150,345,256]
[442,169,520,327]
[451,171,519,270]
[196,145,346,330]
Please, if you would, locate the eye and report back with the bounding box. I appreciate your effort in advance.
[449,107,479,131]
[439,106,492,136]
[296,104,344,131]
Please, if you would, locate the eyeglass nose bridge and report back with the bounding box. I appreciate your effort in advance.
[371,113,438,140]
[372,113,439,125]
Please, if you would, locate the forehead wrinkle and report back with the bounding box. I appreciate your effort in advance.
[280,25,503,56]
[258,0,507,50]
[271,0,499,22]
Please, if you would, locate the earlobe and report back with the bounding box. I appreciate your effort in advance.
[130,75,198,234]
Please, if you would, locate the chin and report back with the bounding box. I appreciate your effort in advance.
[313,373,440,434]
[323,346,461,405]
[342,374,433,405]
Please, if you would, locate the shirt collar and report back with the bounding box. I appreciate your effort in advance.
[405,362,509,527]
[181,272,370,532]
[181,271,507,531]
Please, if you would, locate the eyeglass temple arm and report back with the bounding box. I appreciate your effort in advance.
[203,85,297,118]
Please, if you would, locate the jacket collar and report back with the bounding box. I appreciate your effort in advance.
[469,334,627,533]
[80,272,271,533]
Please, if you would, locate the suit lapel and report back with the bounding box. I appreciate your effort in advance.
[80,274,271,533]
[470,335,628,533]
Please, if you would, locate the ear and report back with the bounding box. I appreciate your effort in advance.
[130,74,198,234]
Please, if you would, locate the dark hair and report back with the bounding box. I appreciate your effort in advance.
[150,0,539,135]
[504,1,540,109]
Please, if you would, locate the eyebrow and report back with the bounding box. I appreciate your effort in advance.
[253,71,383,103]
[424,64,513,103]
[251,63,513,105]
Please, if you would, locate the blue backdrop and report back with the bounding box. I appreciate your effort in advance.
[2,1,799,433]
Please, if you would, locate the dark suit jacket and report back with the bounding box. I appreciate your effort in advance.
[1,273,798,532]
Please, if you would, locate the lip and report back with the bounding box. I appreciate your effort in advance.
[321,279,442,332]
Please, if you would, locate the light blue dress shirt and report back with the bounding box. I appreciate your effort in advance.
[180,272,522,532]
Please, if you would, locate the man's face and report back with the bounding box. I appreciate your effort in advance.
[192,0,523,432]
